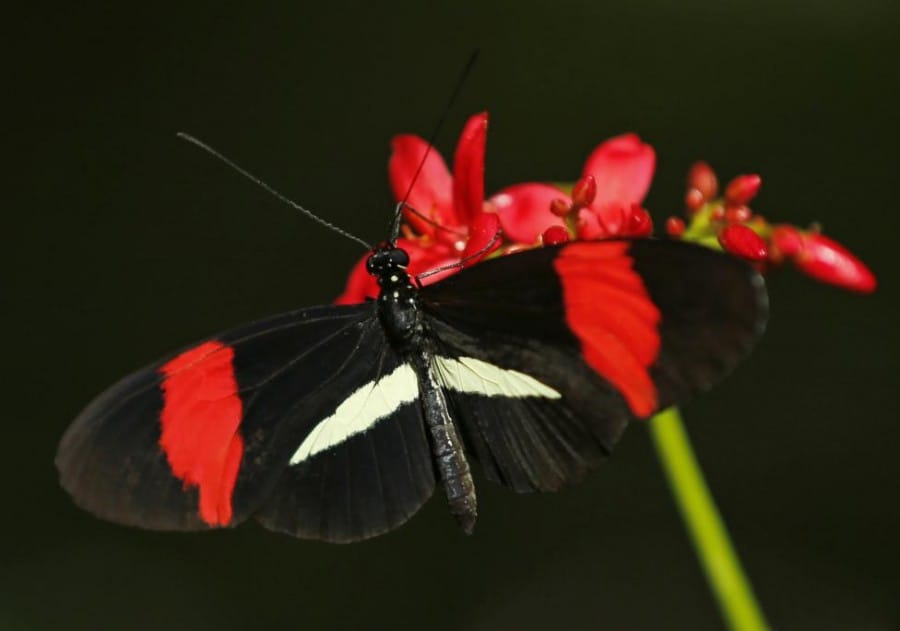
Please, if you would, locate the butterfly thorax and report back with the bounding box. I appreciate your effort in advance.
[366,243,478,532]
[368,245,422,350]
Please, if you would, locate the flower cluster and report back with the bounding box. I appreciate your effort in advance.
[666,162,876,293]
[335,112,498,304]
[490,132,655,246]
[336,112,876,303]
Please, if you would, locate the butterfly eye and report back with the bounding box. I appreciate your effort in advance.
[389,249,410,267]
[366,249,391,274]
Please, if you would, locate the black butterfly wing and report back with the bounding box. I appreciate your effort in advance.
[253,342,436,543]
[419,239,767,493]
[56,303,435,541]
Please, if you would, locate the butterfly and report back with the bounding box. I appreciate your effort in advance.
[56,236,767,542]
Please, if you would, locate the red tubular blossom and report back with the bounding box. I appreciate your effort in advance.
[688,161,718,200]
[718,224,768,261]
[340,112,499,305]
[725,174,762,205]
[792,232,877,293]
[572,134,657,239]
[493,133,657,244]
[388,112,489,244]
[348,113,878,307]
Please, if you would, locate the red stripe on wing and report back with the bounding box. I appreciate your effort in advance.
[554,241,661,417]
[159,341,243,526]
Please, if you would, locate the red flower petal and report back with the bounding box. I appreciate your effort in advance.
[389,134,454,236]
[575,207,603,240]
[491,182,568,245]
[461,212,501,263]
[452,111,488,225]
[593,203,628,236]
[794,233,877,293]
[578,203,654,240]
[583,133,656,208]
[718,224,768,261]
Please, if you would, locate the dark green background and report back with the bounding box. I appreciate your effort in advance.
[6,2,898,629]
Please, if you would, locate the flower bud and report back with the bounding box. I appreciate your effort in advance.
[688,161,718,200]
[571,175,597,209]
[793,233,876,293]
[541,225,570,245]
[685,188,705,212]
[770,225,803,258]
[666,216,685,237]
[725,174,762,205]
[550,198,571,217]
[627,206,653,237]
[724,204,752,223]
[718,224,768,261]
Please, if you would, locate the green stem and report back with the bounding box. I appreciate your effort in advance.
[649,407,770,631]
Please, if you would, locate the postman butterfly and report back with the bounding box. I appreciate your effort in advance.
[56,208,767,541]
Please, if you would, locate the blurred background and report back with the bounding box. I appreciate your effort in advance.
[5,1,899,629]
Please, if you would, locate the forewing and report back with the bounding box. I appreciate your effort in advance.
[57,302,434,540]
[254,350,435,543]
[420,239,767,492]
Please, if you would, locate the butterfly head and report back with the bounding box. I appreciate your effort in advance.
[367,244,421,345]
[366,244,410,280]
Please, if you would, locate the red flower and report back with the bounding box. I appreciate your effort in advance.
[491,133,656,244]
[338,115,877,302]
[668,164,877,293]
[335,112,499,304]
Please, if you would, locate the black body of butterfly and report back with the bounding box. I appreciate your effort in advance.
[56,235,766,542]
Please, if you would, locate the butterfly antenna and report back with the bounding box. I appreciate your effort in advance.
[177,132,372,250]
[390,49,481,243]
[393,201,468,239]
[416,227,502,282]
